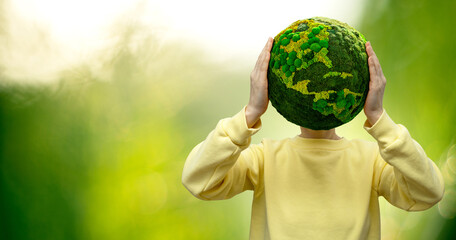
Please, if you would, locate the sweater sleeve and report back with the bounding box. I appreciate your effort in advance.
[365,109,445,211]
[182,106,264,200]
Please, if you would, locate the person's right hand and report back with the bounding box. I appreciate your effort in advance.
[245,37,273,128]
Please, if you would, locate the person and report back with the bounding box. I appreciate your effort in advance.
[181,37,444,240]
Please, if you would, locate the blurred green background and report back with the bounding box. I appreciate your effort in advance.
[1,0,455,239]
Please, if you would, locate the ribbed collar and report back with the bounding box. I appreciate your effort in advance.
[289,135,350,150]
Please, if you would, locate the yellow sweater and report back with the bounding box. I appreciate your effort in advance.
[182,107,444,240]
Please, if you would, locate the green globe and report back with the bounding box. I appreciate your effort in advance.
[267,17,369,130]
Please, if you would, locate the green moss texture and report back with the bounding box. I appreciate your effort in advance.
[267,17,369,130]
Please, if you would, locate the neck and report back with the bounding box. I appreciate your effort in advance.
[298,127,341,140]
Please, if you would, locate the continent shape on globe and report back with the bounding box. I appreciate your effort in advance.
[267,17,369,130]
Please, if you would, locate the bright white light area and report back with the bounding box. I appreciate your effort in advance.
[2,0,367,83]
[158,0,367,64]
[12,0,133,43]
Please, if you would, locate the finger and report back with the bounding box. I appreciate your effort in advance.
[261,39,274,69]
[375,58,384,77]
[368,56,378,77]
[254,54,263,72]
[368,59,383,90]
[368,58,382,81]
[259,38,273,62]
[365,41,376,58]
[255,38,273,70]
[366,42,382,74]
[372,57,383,78]
[260,50,271,72]
[262,37,273,52]
[255,39,270,67]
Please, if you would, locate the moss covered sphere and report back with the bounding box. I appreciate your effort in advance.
[268,17,369,130]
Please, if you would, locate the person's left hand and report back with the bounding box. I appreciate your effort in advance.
[364,41,386,127]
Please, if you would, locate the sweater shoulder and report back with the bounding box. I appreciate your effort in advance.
[259,137,291,150]
[348,138,380,157]
[349,138,377,148]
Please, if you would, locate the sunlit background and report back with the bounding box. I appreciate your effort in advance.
[1,0,455,239]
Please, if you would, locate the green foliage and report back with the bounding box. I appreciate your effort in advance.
[320,39,329,48]
[310,42,322,52]
[281,38,290,46]
[292,34,300,41]
[294,58,302,68]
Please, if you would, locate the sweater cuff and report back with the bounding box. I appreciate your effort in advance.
[363,109,401,148]
[221,106,262,146]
